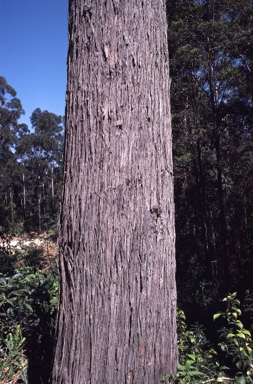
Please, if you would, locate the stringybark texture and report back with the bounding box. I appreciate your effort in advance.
[51,0,177,383]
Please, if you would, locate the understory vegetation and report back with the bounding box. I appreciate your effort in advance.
[1,0,253,382]
[1,246,253,384]
[0,235,58,383]
[164,292,253,383]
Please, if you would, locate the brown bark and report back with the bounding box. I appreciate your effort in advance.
[51,1,177,383]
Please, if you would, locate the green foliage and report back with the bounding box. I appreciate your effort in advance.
[0,71,61,383]
[0,77,63,235]
[244,292,253,333]
[0,273,32,383]
[19,268,58,382]
[0,231,16,275]
[19,108,64,233]
[1,0,253,380]
[0,325,28,384]
[163,293,253,383]
[214,293,253,382]
[169,0,253,305]
[0,268,58,383]
[0,273,33,337]
[162,309,222,383]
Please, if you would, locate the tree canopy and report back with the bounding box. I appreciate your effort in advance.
[168,0,253,307]
[0,77,64,236]
[1,0,253,382]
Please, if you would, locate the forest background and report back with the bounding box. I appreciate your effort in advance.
[1,1,253,383]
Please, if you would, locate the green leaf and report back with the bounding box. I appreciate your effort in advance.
[6,299,14,306]
[235,320,243,329]
[235,375,246,384]
[226,333,235,339]
[247,346,252,355]
[220,366,229,371]
[231,306,242,315]
[185,359,195,369]
[213,313,222,320]
[24,303,33,312]
[12,273,23,280]
[187,354,196,360]
[188,369,205,376]
[241,329,251,336]
[7,307,14,315]
[237,332,246,339]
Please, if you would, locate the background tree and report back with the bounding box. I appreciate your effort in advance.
[17,108,63,233]
[0,76,28,233]
[0,78,64,236]
[51,1,177,383]
[168,0,253,310]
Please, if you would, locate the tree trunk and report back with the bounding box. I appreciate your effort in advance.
[208,62,230,293]
[9,187,14,224]
[51,1,177,383]
[51,166,55,200]
[37,176,42,234]
[22,171,26,224]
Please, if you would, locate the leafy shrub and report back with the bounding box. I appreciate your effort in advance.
[0,231,16,275]
[0,273,33,338]
[0,269,58,383]
[15,268,58,383]
[163,293,253,383]
[215,293,253,383]
[162,309,221,383]
[0,273,32,383]
[0,325,28,384]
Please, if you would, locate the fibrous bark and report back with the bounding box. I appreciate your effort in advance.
[51,1,177,383]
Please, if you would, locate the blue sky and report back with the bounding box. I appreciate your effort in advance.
[0,0,68,127]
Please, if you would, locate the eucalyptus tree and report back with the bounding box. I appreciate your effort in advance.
[51,0,177,383]
[17,108,64,232]
[0,76,28,230]
[168,0,253,302]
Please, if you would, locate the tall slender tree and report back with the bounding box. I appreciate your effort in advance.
[51,1,177,383]
[17,108,63,232]
[168,0,253,304]
[0,76,28,230]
